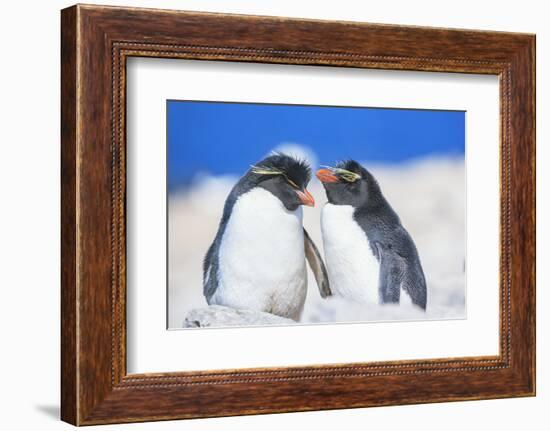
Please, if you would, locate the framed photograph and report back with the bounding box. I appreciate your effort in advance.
[61,4,535,425]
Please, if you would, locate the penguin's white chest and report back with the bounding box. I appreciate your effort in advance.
[321,203,380,303]
[213,188,307,320]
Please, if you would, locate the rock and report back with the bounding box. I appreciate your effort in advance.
[183,305,296,328]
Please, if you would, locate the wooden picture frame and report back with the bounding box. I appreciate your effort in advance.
[61,4,535,425]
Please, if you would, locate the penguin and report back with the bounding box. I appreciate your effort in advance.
[316,160,427,310]
[203,153,331,321]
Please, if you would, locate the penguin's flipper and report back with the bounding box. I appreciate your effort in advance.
[402,265,427,310]
[202,240,220,303]
[303,228,332,298]
[375,241,428,310]
[374,242,405,304]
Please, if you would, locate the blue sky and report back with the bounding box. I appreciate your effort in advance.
[167,100,464,189]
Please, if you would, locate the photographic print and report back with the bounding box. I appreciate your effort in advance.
[168,100,465,329]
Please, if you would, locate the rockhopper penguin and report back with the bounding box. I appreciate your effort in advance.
[203,153,331,321]
[316,160,427,309]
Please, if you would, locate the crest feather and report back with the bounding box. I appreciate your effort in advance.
[321,165,361,182]
[250,165,284,176]
[249,153,311,188]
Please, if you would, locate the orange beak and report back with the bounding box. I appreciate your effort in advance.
[316,168,339,183]
[296,189,315,207]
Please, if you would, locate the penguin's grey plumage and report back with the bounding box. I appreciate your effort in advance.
[316,160,427,310]
[203,153,330,320]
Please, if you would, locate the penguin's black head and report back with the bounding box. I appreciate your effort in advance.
[248,153,314,211]
[316,160,380,207]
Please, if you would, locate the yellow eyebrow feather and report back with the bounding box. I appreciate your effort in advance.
[321,165,361,182]
[250,165,284,176]
[251,165,300,188]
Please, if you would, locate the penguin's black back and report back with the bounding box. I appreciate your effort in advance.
[349,164,427,309]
